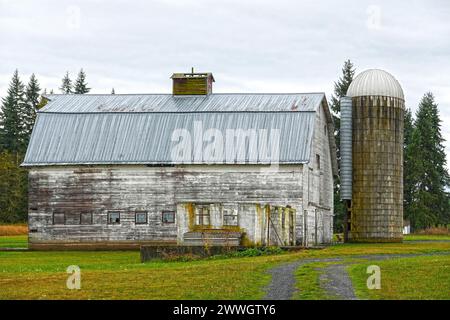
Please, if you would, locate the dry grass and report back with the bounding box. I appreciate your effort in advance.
[0,224,28,236]
[416,226,449,235]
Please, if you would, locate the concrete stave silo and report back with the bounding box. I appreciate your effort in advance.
[341,69,404,242]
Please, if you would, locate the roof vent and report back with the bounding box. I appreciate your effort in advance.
[171,68,215,95]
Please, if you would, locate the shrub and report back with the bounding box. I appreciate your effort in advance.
[210,246,285,259]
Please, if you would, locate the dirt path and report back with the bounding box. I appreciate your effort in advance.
[263,251,450,300]
[263,258,342,300]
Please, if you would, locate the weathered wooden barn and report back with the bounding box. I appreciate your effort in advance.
[23,72,337,250]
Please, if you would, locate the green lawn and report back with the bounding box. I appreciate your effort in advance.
[0,250,279,299]
[0,236,449,299]
[404,234,450,241]
[0,235,28,248]
[349,254,450,300]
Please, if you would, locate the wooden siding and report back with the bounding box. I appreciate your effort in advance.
[300,101,334,246]
[28,165,308,246]
[172,77,211,95]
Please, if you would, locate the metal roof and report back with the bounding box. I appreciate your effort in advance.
[23,93,331,166]
[39,93,325,113]
[23,112,315,166]
[347,69,404,100]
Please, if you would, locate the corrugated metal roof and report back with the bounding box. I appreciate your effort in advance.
[23,93,332,166]
[40,93,325,113]
[347,69,404,100]
[23,112,316,166]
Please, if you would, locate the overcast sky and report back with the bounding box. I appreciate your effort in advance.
[0,0,449,167]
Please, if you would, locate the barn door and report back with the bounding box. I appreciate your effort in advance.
[268,206,282,246]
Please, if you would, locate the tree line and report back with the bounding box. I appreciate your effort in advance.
[331,61,450,232]
[0,69,91,223]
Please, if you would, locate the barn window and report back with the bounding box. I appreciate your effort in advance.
[195,206,210,226]
[135,211,148,224]
[223,208,238,226]
[108,211,120,224]
[53,212,65,225]
[316,154,321,170]
[80,212,93,225]
[162,211,175,223]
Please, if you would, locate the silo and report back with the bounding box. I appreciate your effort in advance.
[341,69,404,242]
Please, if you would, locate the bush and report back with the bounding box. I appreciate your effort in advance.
[234,247,284,257]
[210,246,285,259]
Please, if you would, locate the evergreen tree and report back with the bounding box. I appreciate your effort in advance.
[37,96,49,110]
[24,73,41,147]
[409,93,450,229]
[403,108,415,222]
[74,68,90,94]
[330,60,356,233]
[0,151,28,223]
[0,70,27,153]
[60,71,73,94]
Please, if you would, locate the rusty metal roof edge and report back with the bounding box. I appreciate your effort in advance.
[21,160,310,167]
[39,92,326,113]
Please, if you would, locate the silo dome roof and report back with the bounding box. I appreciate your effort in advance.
[347,69,404,100]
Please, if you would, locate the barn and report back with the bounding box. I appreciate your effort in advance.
[22,72,337,250]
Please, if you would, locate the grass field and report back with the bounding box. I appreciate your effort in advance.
[0,250,284,300]
[349,254,450,299]
[404,234,450,241]
[0,235,449,300]
[0,235,28,248]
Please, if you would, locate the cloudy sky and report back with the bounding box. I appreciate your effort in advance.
[0,0,449,166]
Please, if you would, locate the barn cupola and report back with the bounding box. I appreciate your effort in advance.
[171,68,215,95]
